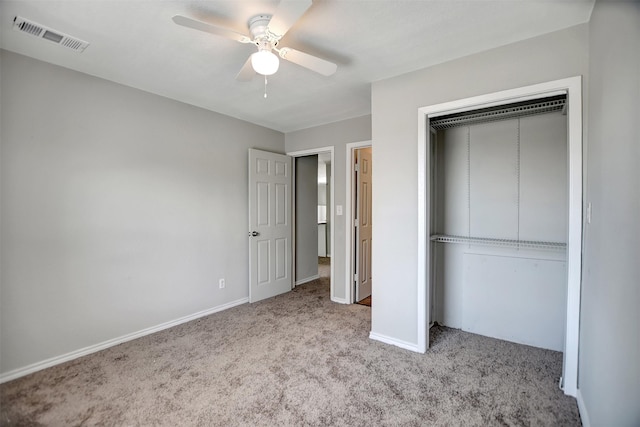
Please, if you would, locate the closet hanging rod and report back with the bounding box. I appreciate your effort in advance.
[430,234,566,251]
[430,96,566,130]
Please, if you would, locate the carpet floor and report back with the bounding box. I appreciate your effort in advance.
[0,265,580,426]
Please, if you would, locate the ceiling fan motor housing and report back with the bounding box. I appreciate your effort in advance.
[248,15,274,42]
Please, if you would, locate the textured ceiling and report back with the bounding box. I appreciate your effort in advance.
[0,0,594,132]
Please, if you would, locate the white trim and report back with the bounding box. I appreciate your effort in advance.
[331,296,349,304]
[576,389,591,427]
[417,76,583,396]
[287,146,335,301]
[0,297,248,383]
[369,332,421,352]
[562,76,583,397]
[295,274,320,286]
[287,146,334,157]
[417,111,429,353]
[345,140,373,304]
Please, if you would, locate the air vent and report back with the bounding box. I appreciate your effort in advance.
[12,16,89,52]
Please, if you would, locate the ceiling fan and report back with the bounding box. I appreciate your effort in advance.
[172,0,337,83]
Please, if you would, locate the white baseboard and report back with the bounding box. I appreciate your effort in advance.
[369,332,421,353]
[576,388,591,427]
[331,296,349,304]
[295,274,320,286]
[0,297,248,384]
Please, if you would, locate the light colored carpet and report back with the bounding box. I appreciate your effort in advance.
[0,262,580,426]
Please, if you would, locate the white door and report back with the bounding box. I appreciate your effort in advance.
[248,149,292,303]
[355,147,373,302]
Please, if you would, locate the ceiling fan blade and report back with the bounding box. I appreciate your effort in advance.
[279,48,337,76]
[267,0,312,38]
[172,15,252,43]
[236,56,256,82]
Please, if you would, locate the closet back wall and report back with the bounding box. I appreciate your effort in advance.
[433,112,567,351]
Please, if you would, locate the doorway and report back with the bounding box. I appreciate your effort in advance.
[287,147,335,298]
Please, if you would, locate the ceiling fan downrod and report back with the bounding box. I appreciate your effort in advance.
[264,75,268,99]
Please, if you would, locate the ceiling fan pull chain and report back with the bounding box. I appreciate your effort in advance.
[264,75,268,99]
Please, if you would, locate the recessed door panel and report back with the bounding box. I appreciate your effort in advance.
[257,182,270,227]
[360,239,369,287]
[275,161,288,177]
[275,238,287,280]
[257,240,270,286]
[361,181,370,227]
[256,158,269,175]
[275,183,287,226]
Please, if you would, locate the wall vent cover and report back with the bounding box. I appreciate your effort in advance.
[12,16,89,52]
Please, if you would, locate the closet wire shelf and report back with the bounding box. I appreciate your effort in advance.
[430,234,566,251]
[430,98,566,130]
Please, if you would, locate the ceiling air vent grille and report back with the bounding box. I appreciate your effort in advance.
[15,19,43,36]
[12,16,89,52]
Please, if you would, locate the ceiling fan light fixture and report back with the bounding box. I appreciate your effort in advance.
[251,49,279,76]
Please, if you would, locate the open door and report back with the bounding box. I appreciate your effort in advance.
[248,149,293,303]
[355,147,372,302]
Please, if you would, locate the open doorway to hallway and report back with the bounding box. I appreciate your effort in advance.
[291,149,334,297]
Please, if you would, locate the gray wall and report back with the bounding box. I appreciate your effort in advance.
[580,2,640,425]
[294,156,318,282]
[370,23,588,346]
[318,183,327,205]
[285,115,372,302]
[0,50,284,375]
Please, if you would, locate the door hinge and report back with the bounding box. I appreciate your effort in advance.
[354,218,359,227]
[354,164,360,172]
[353,273,358,283]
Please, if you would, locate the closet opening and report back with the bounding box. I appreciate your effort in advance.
[430,93,568,349]
[417,77,583,397]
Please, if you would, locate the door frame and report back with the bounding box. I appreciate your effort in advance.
[417,76,583,397]
[287,146,335,300]
[345,140,372,304]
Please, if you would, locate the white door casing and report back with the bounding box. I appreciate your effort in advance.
[355,148,373,302]
[248,149,293,303]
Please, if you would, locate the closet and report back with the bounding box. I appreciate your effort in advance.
[429,95,568,351]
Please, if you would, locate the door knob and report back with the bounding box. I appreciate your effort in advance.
[249,231,260,237]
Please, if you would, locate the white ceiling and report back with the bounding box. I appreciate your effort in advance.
[0,1,594,133]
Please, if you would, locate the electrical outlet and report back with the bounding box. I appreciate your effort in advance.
[219,278,225,289]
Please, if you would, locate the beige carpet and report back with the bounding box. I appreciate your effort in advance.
[1,265,580,426]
